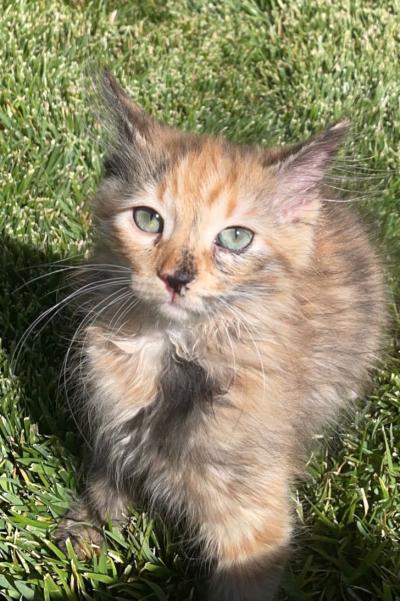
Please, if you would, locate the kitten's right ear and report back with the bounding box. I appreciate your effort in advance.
[101,71,158,148]
[99,72,164,181]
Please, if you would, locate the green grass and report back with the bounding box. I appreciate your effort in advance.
[0,0,399,599]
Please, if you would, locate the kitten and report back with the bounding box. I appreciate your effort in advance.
[56,72,385,601]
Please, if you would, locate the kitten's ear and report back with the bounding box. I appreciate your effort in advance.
[99,72,165,181]
[101,71,159,149]
[271,120,349,224]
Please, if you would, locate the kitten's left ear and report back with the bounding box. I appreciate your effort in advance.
[271,120,349,224]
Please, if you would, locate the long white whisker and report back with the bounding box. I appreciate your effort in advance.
[16,263,131,291]
[45,276,131,301]
[61,287,133,449]
[16,253,87,272]
[12,278,131,370]
[216,298,267,400]
[107,293,139,336]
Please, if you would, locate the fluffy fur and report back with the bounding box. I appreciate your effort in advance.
[56,73,386,601]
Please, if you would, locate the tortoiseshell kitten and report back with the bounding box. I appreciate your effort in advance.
[56,73,385,600]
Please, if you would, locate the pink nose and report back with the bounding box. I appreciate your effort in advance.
[158,271,194,295]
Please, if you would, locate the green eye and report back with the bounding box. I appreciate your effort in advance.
[133,206,164,234]
[216,227,254,252]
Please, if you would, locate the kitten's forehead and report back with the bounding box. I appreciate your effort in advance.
[158,138,270,222]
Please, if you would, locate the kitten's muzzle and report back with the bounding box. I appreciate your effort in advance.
[158,270,194,295]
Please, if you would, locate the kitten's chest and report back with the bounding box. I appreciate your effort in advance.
[86,329,163,421]
[87,327,215,430]
[87,326,220,484]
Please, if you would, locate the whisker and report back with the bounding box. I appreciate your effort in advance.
[15,263,131,292]
[12,278,131,370]
[107,293,138,335]
[15,252,88,272]
[61,287,134,449]
[55,276,131,299]
[216,298,267,398]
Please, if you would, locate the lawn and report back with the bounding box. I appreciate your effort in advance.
[0,0,399,599]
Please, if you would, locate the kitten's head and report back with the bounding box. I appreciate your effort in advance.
[93,72,348,322]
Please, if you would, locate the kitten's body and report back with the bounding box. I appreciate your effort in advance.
[56,74,385,601]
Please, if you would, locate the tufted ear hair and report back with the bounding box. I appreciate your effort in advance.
[101,71,160,146]
[99,71,165,181]
[271,120,349,224]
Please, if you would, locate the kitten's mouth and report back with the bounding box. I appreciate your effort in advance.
[131,280,203,320]
[168,290,190,306]
[166,291,187,310]
[165,283,190,307]
[159,289,204,321]
[160,298,191,321]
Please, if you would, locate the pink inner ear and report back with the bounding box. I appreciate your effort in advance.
[272,121,348,224]
[274,165,324,224]
[278,148,330,192]
[273,147,334,224]
[279,197,309,223]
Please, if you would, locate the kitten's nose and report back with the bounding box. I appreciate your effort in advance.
[159,270,194,295]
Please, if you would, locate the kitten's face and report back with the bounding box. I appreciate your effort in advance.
[110,142,281,321]
[94,73,347,323]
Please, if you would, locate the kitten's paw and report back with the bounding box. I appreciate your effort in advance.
[54,496,104,560]
[54,515,104,559]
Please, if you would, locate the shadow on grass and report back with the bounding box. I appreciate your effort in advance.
[1,234,77,444]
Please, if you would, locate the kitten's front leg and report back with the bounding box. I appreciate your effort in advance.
[55,471,130,558]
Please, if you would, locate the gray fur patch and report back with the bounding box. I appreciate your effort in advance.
[91,346,220,509]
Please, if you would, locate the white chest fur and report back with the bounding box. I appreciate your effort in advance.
[86,329,166,425]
